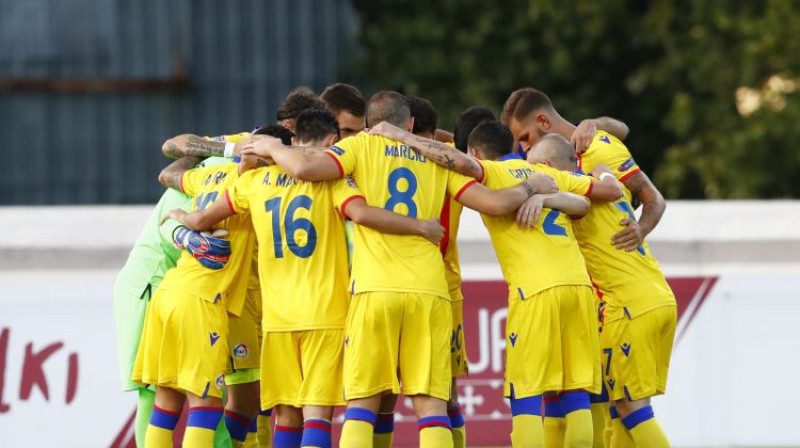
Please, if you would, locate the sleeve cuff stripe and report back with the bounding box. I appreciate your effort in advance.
[224,190,236,215]
[584,180,595,198]
[340,195,365,219]
[619,168,641,183]
[324,152,345,178]
[454,179,478,201]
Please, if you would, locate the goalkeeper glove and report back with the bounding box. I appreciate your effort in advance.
[173,226,231,270]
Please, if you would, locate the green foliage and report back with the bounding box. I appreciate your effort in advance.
[350,0,800,198]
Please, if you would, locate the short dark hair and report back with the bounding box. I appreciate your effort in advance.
[366,90,410,128]
[454,107,496,153]
[253,124,294,145]
[294,108,340,142]
[276,86,327,121]
[320,83,366,118]
[406,96,438,136]
[468,121,515,159]
[501,88,554,125]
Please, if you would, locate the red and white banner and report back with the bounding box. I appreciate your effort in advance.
[2,272,799,447]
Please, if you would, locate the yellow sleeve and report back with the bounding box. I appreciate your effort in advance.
[180,167,208,196]
[206,132,252,143]
[539,164,594,197]
[447,170,479,201]
[331,175,365,218]
[585,134,641,183]
[227,170,257,215]
[325,132,365,177]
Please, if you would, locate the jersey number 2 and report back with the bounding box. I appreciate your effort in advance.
[385,167,418,218]
[264,195,317,258]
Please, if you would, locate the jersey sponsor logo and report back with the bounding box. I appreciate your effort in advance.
[508,332,518,347]
[619,158,636,172]
[209,332,221,346]
[607,378,616,390]
[233,343,249,359]
[215,374,225,389]
[329,146,345,156]
[621,343,631,357]
[599,135,611,144]
[384,144,427,163]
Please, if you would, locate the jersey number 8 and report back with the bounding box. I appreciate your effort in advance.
[385,167,418,218]
[264,195,318,258]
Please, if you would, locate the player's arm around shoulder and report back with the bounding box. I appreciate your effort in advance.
[587,164,624,202]
[242,137,342,181]
[158,156,203,192]
[369,121,484,180]
[455,167,558,216]
[616,169,666,249]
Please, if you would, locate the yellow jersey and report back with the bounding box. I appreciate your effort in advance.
[573,132,675,321]
[577,131,641,187]
[157,162,257,317]
[326,132,476,299]
[210,132,260,291]
[227,166,361,331]
[572,194,675,323]
[478,154,594,299]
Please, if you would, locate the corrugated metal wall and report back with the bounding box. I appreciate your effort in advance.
[0,0,358,204]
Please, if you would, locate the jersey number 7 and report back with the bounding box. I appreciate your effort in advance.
[264,195,317,258]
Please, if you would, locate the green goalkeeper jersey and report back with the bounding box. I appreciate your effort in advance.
[113,157,229,391]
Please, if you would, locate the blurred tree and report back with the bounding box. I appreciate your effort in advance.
[350,0,800,198]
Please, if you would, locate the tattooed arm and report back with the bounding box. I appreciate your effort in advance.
[369,122,484,180]
[162,134,227,159]
[158,156,202,191]
[611,171,666,251]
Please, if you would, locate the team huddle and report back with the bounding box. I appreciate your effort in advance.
[114,83,677,448]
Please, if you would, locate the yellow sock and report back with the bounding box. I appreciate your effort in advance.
[511,414,545,448]
[543,416,565,448]
[589,403,608,448]
[624,407,669,448]
[374,431,394,448]
[609,416,634,448]
[419,427,453,448]
[257,410,272,447]
[340,419,374,448]
[183,426,216,448]
[144,425,174,448]
[242,430,258,448]
[564,409,593,448]
[451,425,466,448]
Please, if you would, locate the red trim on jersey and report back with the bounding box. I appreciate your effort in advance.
[591,280,604,299]
[577,153,583,171]
[324,152,345,178]
[584,180,595,198]
[339,195,366,219]
[224,190,237,215]
[224,410,252,426]
[454,179,478,201]
[439,195,452,257]
[179,172,187,194]
[275,425,303,433]
[619,168,642,183]
[153,405,181,416]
